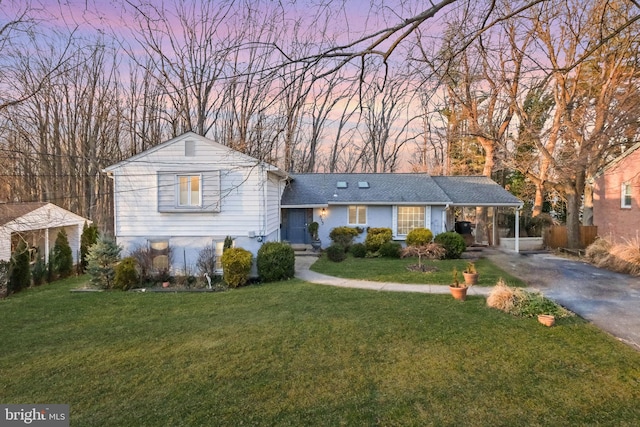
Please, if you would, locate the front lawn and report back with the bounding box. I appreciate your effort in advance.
[311,254,527,287]
[1,276,639,426]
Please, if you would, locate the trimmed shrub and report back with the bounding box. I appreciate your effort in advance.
[221,247,253,288]
[350,243,367,258]
[326,244,347,262]
[365,228,393,252]
[80,222,99,273]
[53,229,74,278]
[434,231,466,259]
[86,236,121,289]
[9,241,31,293]
[257,241,295,282]
[379,241,402,258]
[114,257,139,291]
[405,228,433,247]
[329,227,360,251]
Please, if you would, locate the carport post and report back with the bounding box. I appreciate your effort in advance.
[515,206,520,253]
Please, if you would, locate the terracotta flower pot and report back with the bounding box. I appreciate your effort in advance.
[538,314,555,327]
[449,286,468,301]
[463,272,479,286]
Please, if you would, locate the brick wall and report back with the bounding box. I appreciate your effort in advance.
[592,148,640,244]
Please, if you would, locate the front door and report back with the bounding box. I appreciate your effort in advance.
[284,208,311,244]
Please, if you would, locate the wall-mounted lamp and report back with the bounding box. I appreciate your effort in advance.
[319,207,327,224]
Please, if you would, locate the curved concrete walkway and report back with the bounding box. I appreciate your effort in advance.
[294,255,492,297]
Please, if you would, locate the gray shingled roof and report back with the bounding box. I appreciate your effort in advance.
[431,176,522,205]
[281,174,521,207]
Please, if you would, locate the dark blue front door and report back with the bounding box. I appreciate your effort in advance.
[286,209,311,243]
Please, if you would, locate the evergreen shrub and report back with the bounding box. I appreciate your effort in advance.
[379,241,402,258]
[350,243,367,258]
[86,236,121,289]
[329,227,360,251]
[114,257,139,290]
[326,244,347,262]
[365,228,392,252]
[405,228,434,247]
[53,229,74,278]
[221,247,253,288]
[9,241,31,293]
[433,232,466,259]
[257,241,295,282]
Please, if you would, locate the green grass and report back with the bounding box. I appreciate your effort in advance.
[311,254,527,287]
[1,276,639,426]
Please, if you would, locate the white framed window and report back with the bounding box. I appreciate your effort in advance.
[177,175,201,207]
[621,182,633,208]
[397,206,425,235]
[348,205,367,225]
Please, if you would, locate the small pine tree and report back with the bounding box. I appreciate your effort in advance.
[9,241,31,293]
[53,229,74,278]
[223,236,233,252]
[80,222,99,273]
[46,251,55,283]
[86,236,121,289]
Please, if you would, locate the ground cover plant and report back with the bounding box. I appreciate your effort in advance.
[1,276,639,426]
[311,254,527,287]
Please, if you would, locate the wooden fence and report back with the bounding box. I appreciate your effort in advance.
[544,225,598,249]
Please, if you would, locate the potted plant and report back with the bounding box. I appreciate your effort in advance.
[449,268,468,301]
[463,262,479,286]
[308,221,321,251]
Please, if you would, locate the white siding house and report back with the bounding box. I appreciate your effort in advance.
[104,132,287,274]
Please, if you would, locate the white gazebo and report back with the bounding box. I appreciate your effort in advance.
[0,202,90,264]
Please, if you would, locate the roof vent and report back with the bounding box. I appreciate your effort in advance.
[358,181,370,189]
[337,181,348,189]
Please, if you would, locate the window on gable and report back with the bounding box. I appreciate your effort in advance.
[178,175,201,207]
[622,182,632,208]
[397,206,425,235]
[348,205,367,225]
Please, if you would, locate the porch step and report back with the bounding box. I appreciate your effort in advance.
[291,243,321,257]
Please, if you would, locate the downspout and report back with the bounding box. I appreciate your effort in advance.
[444,203,450,232]
[277,176,288,242]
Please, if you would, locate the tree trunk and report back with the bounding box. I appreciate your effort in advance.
[582,183,594,226]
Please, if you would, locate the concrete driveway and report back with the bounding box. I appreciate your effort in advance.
[485,249,640,351]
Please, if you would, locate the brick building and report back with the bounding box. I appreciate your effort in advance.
[592,143,640,243]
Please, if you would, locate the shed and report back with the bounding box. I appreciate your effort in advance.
[0,202,89,264]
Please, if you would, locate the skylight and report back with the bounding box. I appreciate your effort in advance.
[358,181,370,189]
[337,181,348,189]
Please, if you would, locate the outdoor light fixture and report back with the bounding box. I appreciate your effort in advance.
[320,207,327,223]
